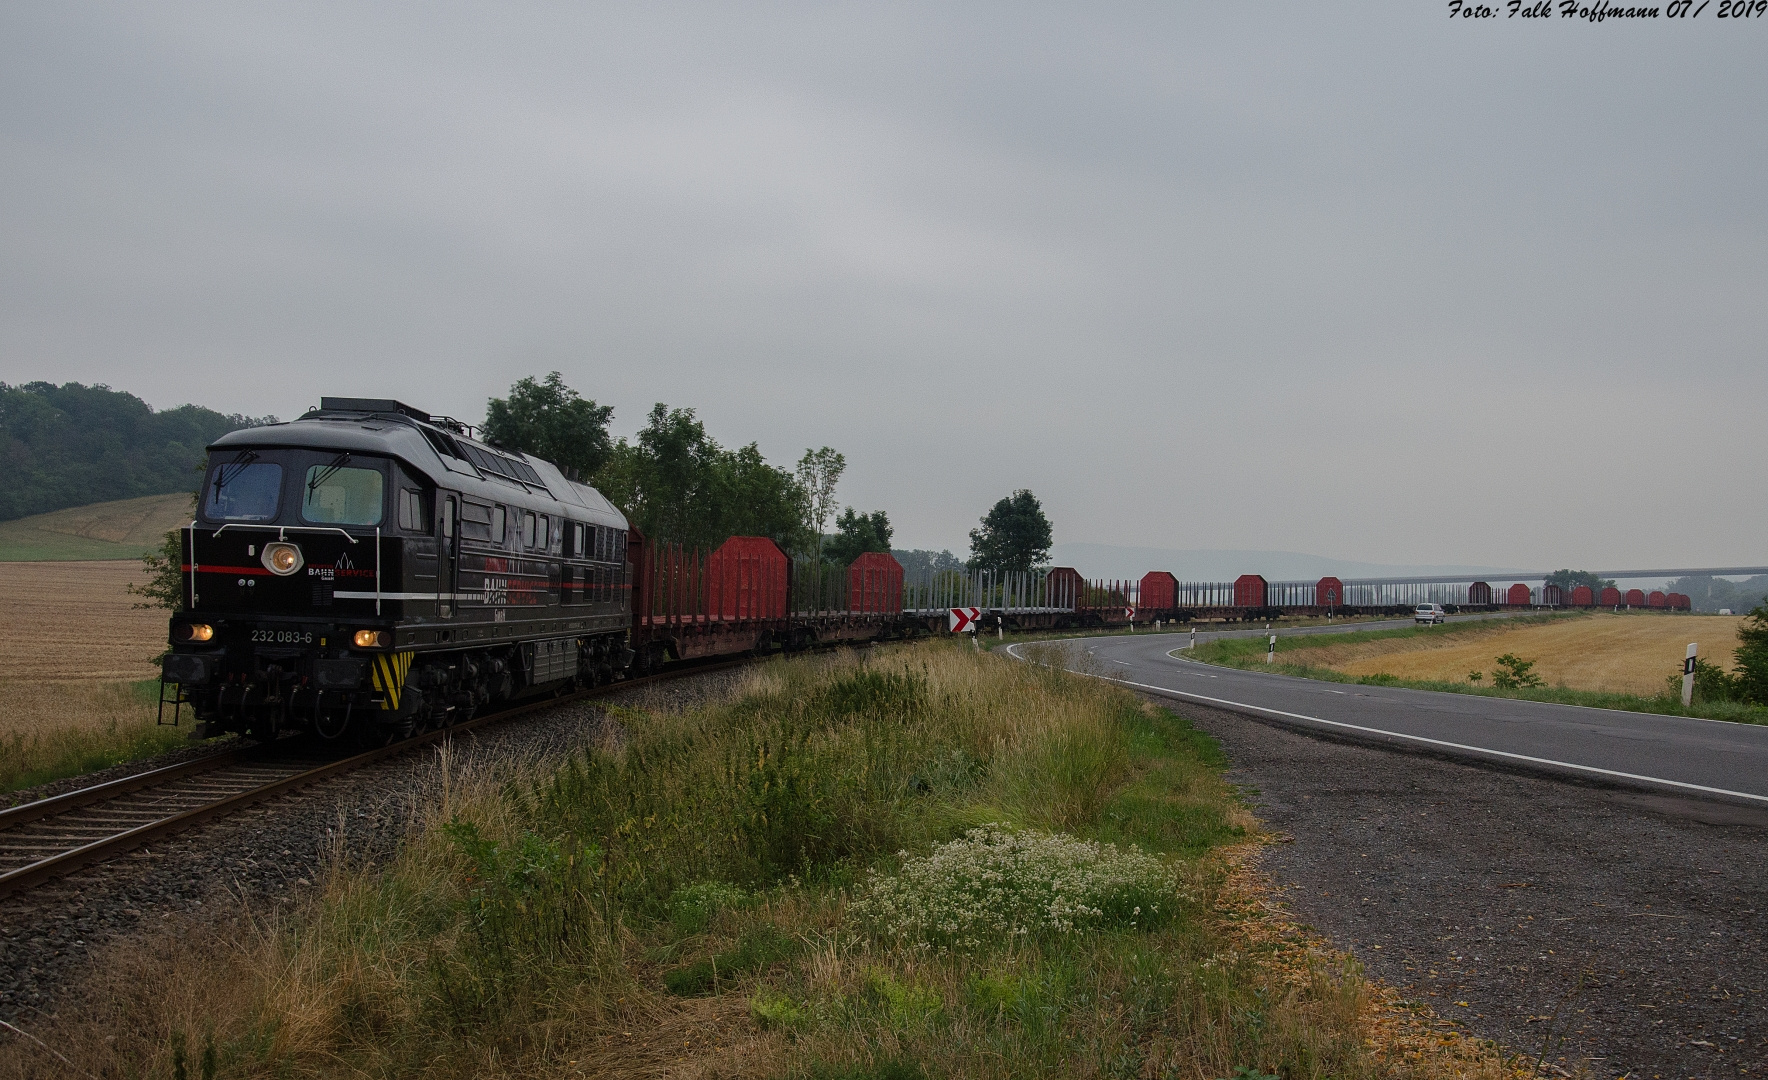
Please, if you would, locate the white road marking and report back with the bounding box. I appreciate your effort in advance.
[1106,676,1768,806]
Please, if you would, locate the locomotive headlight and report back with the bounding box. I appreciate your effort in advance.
[262,542,304,576]
[174,622,215,643]
[353,629,391,649]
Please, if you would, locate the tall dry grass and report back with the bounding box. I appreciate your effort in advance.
[0,679,189,793]
[1,641,1528,1079]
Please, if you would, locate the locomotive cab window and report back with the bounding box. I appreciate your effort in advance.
[523,511,538,549]
[442,496,455,538]
[397,489,429,533]
[302,462,384,526]
[203,457,283,522]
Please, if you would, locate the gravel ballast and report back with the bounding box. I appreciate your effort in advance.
[1173,700,1768,1079]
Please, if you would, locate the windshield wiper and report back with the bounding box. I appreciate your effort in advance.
[307,452,352,495]
[211,450,259,496]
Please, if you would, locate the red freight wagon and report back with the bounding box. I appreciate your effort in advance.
[1600,587,1621,606]
[1047,567,1084,610]
[1625,589,1645,607]
[708,536,789,619]
[1648,590,1667,609]
[1542,585,1565,607]
[1140,571,1178,610]
[1316,576,1345,607]
[1468,581,1492,605]
[1667,592,1690,610]
[1508,583,1533,606]
[1234,574,1267,608]
[848,551,904,613]
[1570,586,1593,606]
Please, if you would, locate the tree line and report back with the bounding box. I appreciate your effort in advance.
[0,381,274,521]
[482,372,1052,571]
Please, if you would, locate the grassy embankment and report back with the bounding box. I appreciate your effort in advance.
[1189,613,1768,725]
[8,641,1519,1079]
[0,558,193,795]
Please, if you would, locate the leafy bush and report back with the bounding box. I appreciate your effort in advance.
[749,987,804,1029]
[1737,602,1768,705]
[1665,656,1743,704]
[1490,653,1544,689]
[667,880,754,936]
[850,825,1175,952]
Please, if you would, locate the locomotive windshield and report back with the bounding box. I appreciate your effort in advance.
[302,458,384,526]
[204,455,283,522]
[199,448,392,528]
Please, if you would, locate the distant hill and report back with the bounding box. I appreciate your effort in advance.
[0,492,194,561]
[1050,542,1528,582]
[0,381,272,522]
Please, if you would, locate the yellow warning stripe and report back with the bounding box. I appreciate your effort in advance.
[371,651,413,710]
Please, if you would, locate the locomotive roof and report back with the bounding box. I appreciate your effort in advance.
[209,400,628,529]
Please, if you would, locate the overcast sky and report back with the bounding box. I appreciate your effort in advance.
[2,2,1763,568]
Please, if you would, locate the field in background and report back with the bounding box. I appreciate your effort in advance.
[0,492,190,562]
[0,560,186,793]
[1308,613,1741,696]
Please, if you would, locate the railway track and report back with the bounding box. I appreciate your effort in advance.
[0,661,739,900]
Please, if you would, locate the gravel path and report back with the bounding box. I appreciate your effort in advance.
[1172,700,1768,1079]
[0,670,744,1024]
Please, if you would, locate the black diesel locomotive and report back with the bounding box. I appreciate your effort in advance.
[161,397,635,742]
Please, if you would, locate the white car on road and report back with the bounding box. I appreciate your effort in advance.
[1415,603,1447,625]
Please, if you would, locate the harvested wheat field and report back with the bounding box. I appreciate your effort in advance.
[0,561,185,790]
[1297,613,1742,696]
[0,561,167,683]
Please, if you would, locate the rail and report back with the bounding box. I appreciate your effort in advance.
[0,661,742,899]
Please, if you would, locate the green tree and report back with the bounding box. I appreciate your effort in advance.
[0,381,271,521]
[1736,602,1768,705]
[892,548,964,577]
[1544,569,1614,596]
[598,404,812,553]
[967,489,1053,572]
[1490,653,1544,690]
[128,512,190,611]
[482,372,615,480]
[825,508,892,565]
[794,447,845,560]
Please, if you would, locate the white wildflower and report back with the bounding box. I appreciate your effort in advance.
[849,825,1176,951]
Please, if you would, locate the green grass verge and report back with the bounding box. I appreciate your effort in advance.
[0,680,199,797]
[1189,626,1768,726]
[15,641,1513,1080]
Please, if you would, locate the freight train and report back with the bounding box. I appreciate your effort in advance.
[157,396,1698,745]
[160,397,926,745]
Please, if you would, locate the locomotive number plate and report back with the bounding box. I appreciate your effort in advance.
[251,629,315,644]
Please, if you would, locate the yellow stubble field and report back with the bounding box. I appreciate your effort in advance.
[0,561,172,786]
[1295,612,1742,696]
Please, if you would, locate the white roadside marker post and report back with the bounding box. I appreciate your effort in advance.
[1682,642,1698,708]
[1189,626,1196,650]
[1267,634,1276,664]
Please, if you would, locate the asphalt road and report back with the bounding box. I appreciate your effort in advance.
[1009,621,1768,1074]
[1016,620,1768,804]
